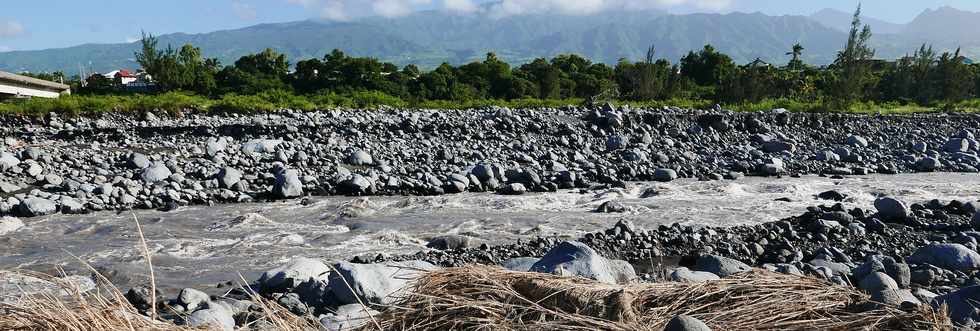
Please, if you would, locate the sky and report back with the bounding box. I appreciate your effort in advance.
[1,0,979,52]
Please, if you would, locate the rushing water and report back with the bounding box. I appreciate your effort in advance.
[2,173,979,290]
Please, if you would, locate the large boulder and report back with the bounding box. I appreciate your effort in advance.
[257,257,330,292]
[846,135,869,147]
[329,260,435,305]
[241,139,282,154]
[529,241,634,284]
[426,235,480,250]
[907,244,980,271]
[694,255,751,277]
[874,197,909,221]
[140,163,172,183]
[127,153,151,169]
[0,152,20,170]
[18,198,58,217]
[272,168,304,198]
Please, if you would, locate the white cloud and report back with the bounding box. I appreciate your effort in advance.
[233,1,258,20]
[287,0,734,20]
[443,0,478,13]
[0,20,25,38]
[0,45,11,52]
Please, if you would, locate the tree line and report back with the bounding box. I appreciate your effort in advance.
[36,6,980,111]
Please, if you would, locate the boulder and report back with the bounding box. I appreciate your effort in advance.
[346,150,374,166]
[127,153,151,169]
[907,244,980,271]
[694,255,751,277]
[241,139,282,154]
[933,286,980,325]
[859,272,899,292]
[217,167,242,189]
[329,260,435,305]
[762,141,795,153]
[177,288,211,312]
[529,241,633,284]
[273,168,304,198]
[501,257,540,272]
[653,168,678,182]
[258,257,330,292]
[320,304,379,331]
[426,235,480,250]
[185,305,235,331]
[670,267,721,282]
[18,198,58,217]
[595,201,627,213]
[846,135,869,147]
[874,197,909,221]
[140,163,172,183]
[499,183,527,195]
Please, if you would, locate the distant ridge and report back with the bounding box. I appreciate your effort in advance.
[1,7,978,73]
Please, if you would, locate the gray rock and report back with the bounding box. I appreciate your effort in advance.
[217,167,242,189]
[0,216,25,235]
[529,241,632,284]
[273,168,304,198]
[933,286,980,325]
[846,135,869,147]
[762,141,795,153]
[874,197,909,221]
[501,257,539,272]
[907,244,980,271]
[0,152,20,170]
[608,259,637,284]
[185,305,235,331]
[128,153,151,169]
[241,139,282,154]
[916,157,942,172]
[346,150,374,166]
[258,257,330,292]
[499,183,527,195]
[945,138,970,153]
[426,235,480,250]
[329,260,435,305]
[205,137,228,156]
[177,288,211,312]
[140,163,172,183]
[670,267,721,282]
[320,304,379,331]
[664,314,712,331]
[859,272,899,292]
[18,198,58,217]
[653,168,678,182]
[694,255,751,277]
[595,201,627,213]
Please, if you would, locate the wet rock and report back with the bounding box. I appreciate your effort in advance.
[595,201,627,213]
[18,198,58,217]
[426,235,480,250]
[258,257,330,292]
[653,168,678,182]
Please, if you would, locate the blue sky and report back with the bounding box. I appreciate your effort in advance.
[1,0,978,52]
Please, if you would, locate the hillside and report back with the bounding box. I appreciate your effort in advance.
[1,7,978,74]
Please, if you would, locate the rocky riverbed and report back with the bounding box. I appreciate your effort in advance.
[3,106,980,329]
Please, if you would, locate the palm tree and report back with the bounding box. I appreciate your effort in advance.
[787,43,805,69]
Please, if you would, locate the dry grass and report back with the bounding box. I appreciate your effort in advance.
[368,265,953,331]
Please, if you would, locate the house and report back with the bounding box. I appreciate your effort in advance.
[103,70,138,85]
[0,70,71,99]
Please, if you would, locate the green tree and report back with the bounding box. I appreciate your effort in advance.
[679,45,736,86]
[827,5,876,109]
[934,48,975,103]
[786,43,805,70]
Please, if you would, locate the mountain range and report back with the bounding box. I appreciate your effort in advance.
[2,6,979,74]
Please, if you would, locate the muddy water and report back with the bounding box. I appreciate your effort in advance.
[1,173,978,290]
